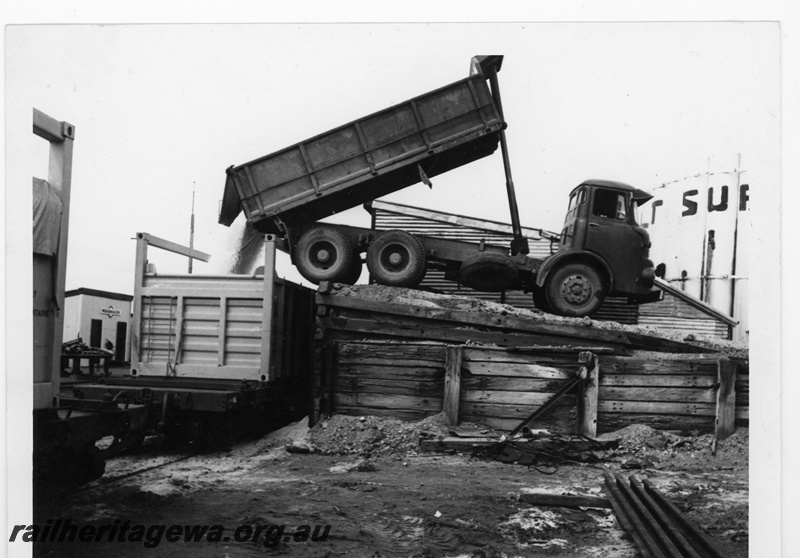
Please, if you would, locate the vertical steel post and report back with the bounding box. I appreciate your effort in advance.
[728,153,742,340]
[260,235,277,381]
[33,109,75,409]
[487,68,528,256]
[130,234,149,375]
[188,187,196,274]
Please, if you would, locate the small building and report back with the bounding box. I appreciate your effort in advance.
[63,288,133,362]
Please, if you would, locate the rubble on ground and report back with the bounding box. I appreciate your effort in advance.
[301,413,747,475]
[308,413,494,458]
[598,424,749,472]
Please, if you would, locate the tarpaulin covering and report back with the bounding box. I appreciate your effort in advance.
[33,177,62,256]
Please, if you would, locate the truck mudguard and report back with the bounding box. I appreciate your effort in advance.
[535,250,615,292]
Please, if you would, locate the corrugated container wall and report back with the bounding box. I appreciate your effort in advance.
[132,267,315,384]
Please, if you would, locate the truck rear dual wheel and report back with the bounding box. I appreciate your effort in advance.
[294,226,361,285]
[545,262,606,317]
[367,230,427,288]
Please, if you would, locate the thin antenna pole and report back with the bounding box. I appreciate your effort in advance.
[188,184,196,274]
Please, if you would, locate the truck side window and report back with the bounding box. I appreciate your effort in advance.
[593,189,627,220]
[567,188,586,212]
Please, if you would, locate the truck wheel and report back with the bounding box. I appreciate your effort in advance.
[294,226,357,284]
[367,230,426,287]
[545,262,606,317]
[459,252,518,292]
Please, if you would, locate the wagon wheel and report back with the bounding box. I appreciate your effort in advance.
[294,226,358,284]
[366,230,427,287]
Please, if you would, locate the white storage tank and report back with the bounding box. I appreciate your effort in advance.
[638,155,749,343]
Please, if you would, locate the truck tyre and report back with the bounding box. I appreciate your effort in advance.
[294,226,358,284]
[459,252,518,292]
[545,262,606,317]
[340,260,363,285]
[367,230,427,287]
[531,285,551,313]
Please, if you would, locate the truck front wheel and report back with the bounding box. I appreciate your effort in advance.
[367,230,427,287]
[545,262,606,317]
[294,226,358,284]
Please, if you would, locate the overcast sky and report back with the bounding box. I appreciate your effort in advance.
[6,22,779,292]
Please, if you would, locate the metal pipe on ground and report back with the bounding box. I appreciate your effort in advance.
[614,473,681,557]
[642,479,725,558]
[602,472,664,558]
[629,475,704,558]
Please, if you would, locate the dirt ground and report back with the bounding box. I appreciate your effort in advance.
[32,415,748,558]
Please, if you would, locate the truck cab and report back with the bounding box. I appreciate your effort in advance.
[535,180,657,316]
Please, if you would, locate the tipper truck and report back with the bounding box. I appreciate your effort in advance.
[218,55,660,317]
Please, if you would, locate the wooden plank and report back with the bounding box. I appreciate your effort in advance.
[463,350,582,365]
[460,410,573,433]
[334,392,443,413]
[461,375,570,393]
[601,374,717,388]
[337,357,446,368]
[462,390,569,406]
[519,492,612,510]
[317,316,626,352]
[598,387,717,404]
[316,292,631,345]
[577,353,599,438]
[599,400,717,417]
[336,341,447,364]
[715,358,737,440]
[467,346,618,357]
[619,330,717,354]
[443,346,463,426]
[336,364,444,381]
[318,315,626,353]
[597,413,715,435]
[334,308,625,350]
[462,361,575,379]
[461,398,575,419]
[333,377,444,397]
[601,358,719,375]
